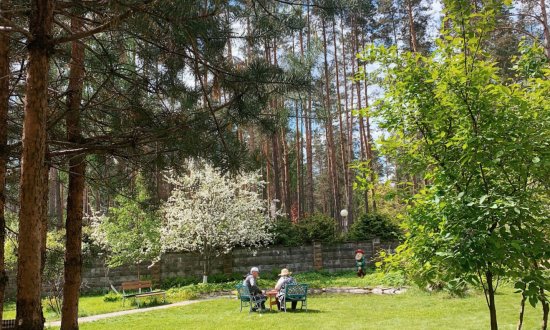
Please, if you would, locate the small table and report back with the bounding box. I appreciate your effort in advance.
[266,290,278,310]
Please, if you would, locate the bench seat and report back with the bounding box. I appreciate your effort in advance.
[122,280,166,307]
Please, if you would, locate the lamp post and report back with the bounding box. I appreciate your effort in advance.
[340,209,348,231]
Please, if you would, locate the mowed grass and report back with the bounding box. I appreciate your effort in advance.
[69,288,541,330]
[3,270,400,322]
[2,295,149,321]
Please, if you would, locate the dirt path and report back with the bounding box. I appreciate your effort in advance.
[45,297,221,328]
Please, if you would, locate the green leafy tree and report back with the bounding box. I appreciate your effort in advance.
[296,213,337,243]
[360,5,550,329]
[91,176,161,278]
[348,213,402,241]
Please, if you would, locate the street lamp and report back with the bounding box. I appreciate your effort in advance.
[340,209,348,231]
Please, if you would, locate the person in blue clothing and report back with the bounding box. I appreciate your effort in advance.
[243,267,266,311]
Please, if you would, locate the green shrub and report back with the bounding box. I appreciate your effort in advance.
[165,288,199,301]
[207,273,243,283]
[296,213,337,243]
[103,291,122,302]
[161,276,198,289]
[271,218,304,246]
[348,213,402,241]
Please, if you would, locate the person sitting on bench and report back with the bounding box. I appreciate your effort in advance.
[275,268,297,311]
[243,267,266,311]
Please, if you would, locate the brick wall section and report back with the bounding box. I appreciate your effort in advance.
[3,239,398,296]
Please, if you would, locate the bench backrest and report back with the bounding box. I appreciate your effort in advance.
[236,283,251,300]
[2,319,16,329]
[285,283,308,299]
[122,280,153,291]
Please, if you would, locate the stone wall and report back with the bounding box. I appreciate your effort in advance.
[3,239,397,296]
[79,239,396,293]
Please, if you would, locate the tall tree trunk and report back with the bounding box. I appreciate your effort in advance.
[321,19,341,224]
[332,19,349,229]
[541,0,550,59]
[272,41,291,218]
[362,60,377,213]
[340,18,354,227]
[485,270,499,330]
[16,2,54,329]
[280,127,291,217]
[294,100,301,219]
[352,19,369,214]
[271,134,282,207]
[296,26,304,219]
[305,95,314,214]
[48,167,63,228]
[61,13,87,330]
[0,3,10,326]
[55,169,63,228]
[517,294,526,330]
[406,0,419,52]
[541,286,549,330]
[305,0,314,214]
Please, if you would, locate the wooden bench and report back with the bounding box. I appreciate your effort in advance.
[121,280,166,307]
[2,319,16,329]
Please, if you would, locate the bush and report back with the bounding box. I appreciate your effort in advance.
[161,276,198,289]
[271,218,304,246]
[103,291,122,302]
[296,213,337,243]
[348,213,402,241]
[207,272,243,283]
[165,287,199,301]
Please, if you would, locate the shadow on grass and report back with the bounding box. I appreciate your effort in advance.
[280,309,321,314]
[249,309,322,314]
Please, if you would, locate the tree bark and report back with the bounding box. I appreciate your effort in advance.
[332,19,349,229]
[321,19,341,224]
[0,2,10,326]
[351,19,369,214]
[305,0,314,214]
[517,294,526,330]
[16,1,54,329]
[486,270,499,330]
[540,0,550,59]
[362,59,377,213]
[61,13,87,330]
[406,0,419,53]
[280,127,291,217]
[541,286,549,330]
[340,18,354,227]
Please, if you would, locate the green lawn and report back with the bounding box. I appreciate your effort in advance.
[2,295,146,321]
[2,272,543,329]
[61,288,541,330]
[4,270,398,322]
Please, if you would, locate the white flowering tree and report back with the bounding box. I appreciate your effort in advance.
[161,159,273,283]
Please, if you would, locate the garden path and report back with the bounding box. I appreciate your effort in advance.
[45,297,221,328]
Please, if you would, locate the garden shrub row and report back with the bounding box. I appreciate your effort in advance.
[272,212,403,247]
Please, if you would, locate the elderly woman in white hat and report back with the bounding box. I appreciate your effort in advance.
[275,268,297,311]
